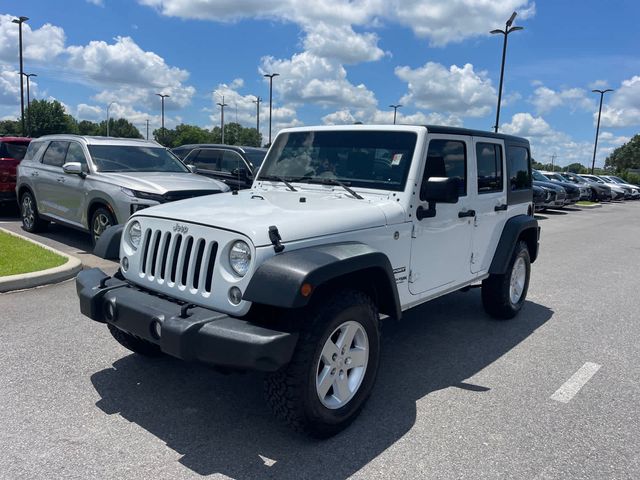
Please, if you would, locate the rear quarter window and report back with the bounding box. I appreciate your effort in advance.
[22,141,46,162]
[507,145,532,191]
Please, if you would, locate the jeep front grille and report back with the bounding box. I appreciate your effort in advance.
[139,228,219,293]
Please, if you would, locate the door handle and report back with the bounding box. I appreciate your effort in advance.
[57,177,66,183]
[494,204,508,211]
[458,209,476,218]
[31,171,39,177]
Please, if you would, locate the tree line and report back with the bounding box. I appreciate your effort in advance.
[0,99,263,148]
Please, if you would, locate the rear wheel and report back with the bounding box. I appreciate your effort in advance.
[264,290,380,438]
[20,190,48,232]
[91,206,115,245]
[482,241,531,320]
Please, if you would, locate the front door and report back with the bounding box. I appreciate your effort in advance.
[470,138,507,273]
[409,135,473,295]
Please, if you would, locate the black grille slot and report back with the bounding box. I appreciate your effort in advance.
[140,229,152,274]
[170,235,182,283]
[204,242,218,293]
[181,237,194,287]
[192,239,206,289]
[159,232,172,280]
[149,231,161,277]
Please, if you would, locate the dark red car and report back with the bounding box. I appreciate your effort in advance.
[0,136,31,206]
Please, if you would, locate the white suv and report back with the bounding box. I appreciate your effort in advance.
[77,125,540,437]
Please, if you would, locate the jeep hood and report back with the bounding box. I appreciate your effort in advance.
[97,172,227,193]
[133,189,405,246]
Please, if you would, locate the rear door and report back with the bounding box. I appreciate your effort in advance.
[470,138,507,274]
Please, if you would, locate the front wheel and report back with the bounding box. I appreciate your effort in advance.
[481,241,531,320]
[264,290,380,438]
[91,206,115,245]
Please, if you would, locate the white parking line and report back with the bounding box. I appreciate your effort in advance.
[550,362,601,403]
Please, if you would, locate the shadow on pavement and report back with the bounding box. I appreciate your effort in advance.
[91,290,552,479]
[543,209,568,215]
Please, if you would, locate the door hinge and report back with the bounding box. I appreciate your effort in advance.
[411,224,417,238]
[471,253,475,264]
[408,269,415,283]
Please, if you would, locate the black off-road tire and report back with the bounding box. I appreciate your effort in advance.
[264,290,380,438]
[20,190,48,233]
[107,324,162,357]
[481,241,531,320]
[91,206,116,246]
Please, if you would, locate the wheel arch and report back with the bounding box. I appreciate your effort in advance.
[489,214,540,275]
[87,198,117,227]
[243,242,402,320]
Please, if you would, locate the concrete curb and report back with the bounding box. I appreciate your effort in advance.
[0,227,82,293]
[575,203,603,209]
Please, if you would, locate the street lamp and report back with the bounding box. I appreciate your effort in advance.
[12,16,29,136]
[263,73,279,145]
[389,104,402,125]
[217,95,229,144]
[490,11,523,133]
[590,88,614,174]
[253,96,262,145]
[106,101,115,137]
[156,93,170,145]
[22,72,36,136]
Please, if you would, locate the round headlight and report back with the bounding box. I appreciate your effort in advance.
[128,221,142,249]
[229,240,251,276]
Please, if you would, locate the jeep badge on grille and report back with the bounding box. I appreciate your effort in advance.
[172,223,189,234]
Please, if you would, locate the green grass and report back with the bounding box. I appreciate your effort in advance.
[576,201,598,206]
[0,231,66,277]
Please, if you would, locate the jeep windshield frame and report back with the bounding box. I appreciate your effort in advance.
[257,130,418,192]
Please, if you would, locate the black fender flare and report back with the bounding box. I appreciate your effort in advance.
[243,242,402,319]
[94,224,124,260]
[489,215,540,275]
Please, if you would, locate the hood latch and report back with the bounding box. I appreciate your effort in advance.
[268,226,285,253]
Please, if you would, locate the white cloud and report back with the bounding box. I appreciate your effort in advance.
[530,85,594,114]
[396,62,496,117]
[86,0,105,6]
[0,14,66,62]
[599,76,640,128]
[303,24,385,64]
[0,64,20,105]
[76,103,104,121]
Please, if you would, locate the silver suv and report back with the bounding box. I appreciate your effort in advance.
[16,135,229,243]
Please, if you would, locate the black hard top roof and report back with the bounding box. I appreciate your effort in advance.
[422,125,529,145]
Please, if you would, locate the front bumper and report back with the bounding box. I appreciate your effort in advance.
[76,268,298,371]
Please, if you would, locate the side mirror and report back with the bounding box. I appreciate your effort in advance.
[62,162,85,177]
[231,167,249,178]
[187,165,197,173]
[417,177,460,220]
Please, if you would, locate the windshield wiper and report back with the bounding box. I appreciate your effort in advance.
[301,177,363,200]
[258,174,298,192]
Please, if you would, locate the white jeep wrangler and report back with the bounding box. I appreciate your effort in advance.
[77,125,539,437]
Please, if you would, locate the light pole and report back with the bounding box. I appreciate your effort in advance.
[217,95,229,144]
[156,93,170,145]
[22,72,36,136]
[590,89,614,174]
[389,104,402,124]
[490,11,523,133]
[253,96,261,144]
[264,73,279,145]
[12,16,29,136]
[146,119,150,140]
[106,101,115,136]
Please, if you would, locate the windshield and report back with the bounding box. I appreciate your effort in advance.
[546,173,564,181]
[244,148,267,168]
[532,170,550,181]
[258,130,417,192]
[0,141,30,160]
[88,145,189,173]
[582,175,603,184]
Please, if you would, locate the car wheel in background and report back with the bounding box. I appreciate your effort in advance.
[91,206,116,245]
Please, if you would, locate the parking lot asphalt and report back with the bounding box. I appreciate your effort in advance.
[1,202,639,480]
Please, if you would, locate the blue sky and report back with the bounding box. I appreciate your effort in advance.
[1,0,639,167]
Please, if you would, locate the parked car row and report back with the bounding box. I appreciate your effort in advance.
[530,168,640,212]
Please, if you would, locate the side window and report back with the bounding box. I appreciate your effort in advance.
[23,141,47,162]
[65,143,87,166]
[220,151,243,173]
[192,149,221,171]
[41,141,69,168]
[507,146,532,191]
[421,139,467,200]
[475,142,503,194]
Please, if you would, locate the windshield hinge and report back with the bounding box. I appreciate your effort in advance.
[268,226,285,253]
[411,224,417,238]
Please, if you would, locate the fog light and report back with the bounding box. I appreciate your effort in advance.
[121,256,129,272]
[104,299,117,321]
[228,287,242,305]
[150,319,162,339]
